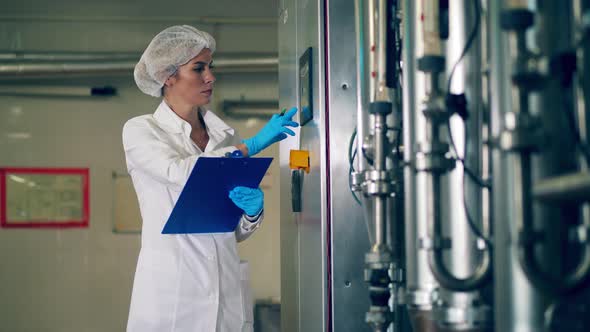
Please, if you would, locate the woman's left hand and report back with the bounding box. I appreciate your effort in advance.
[241,107,299,156]
[229,186,264,217]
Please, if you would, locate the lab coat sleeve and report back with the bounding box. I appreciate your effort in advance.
[122,118,237,191]
[235,210,264,242]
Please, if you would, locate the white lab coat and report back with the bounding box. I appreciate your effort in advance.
[123,101,262,332]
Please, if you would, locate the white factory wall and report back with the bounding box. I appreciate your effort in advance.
[0,1,281,331]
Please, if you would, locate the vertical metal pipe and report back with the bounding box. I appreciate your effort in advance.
[489,1,549,331]
[582,0,590,140]
[444,0,483,279]
[427,174,443,245]
[531,0,579,284]
[416,0,491,298]
[403,0,439,330]
[579,0,590,227]
[576,0,590,160]
[374,198,386,247]
[368,0,377,102]
[444,0,493,322]
[355,0,375,243]
[421,0,442,56]
[513,91,534,233]
[403,0,435,298]
[355,0,369,175]
[374,114,387,171]
[402,0,418,298]
[357,1,398,331]
[512,0,590,297]
[376,0,389,101]
[374,113,388,247]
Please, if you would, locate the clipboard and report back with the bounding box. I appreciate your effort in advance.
[162,157,273,234]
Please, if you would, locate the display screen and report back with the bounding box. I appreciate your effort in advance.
[299,47,313,126]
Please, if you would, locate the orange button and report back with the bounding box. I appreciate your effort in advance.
[289,150,310,173]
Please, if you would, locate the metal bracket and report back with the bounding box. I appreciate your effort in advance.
[362,170,397,196]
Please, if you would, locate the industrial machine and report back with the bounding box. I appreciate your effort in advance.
[278,0,590,331]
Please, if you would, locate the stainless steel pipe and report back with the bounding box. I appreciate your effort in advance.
[416,0,491,295]
[491,1,554,331]
[0,54,278,78]
[403,0,439,315]
[534,172,590,203]
[356,1,398,331]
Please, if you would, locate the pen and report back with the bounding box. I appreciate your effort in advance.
[280,107,287,116]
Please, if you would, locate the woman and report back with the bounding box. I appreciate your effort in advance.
[123,25,297,332]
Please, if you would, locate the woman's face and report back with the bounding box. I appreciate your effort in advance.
[165,48,215,107]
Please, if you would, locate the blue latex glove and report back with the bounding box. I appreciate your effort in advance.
[229,186,264,217]
[242,107,299,156]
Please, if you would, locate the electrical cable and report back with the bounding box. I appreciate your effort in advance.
[348,127,357,172]
[348,128,362,205]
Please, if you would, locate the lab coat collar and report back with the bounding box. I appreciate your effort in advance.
[202,110,236,152]
[153,101,187,134]
[153,101,234,137]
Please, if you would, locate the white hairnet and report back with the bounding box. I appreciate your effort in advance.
[134,25,216,97]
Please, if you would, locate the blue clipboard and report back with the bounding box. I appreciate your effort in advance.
[162,157,273,234]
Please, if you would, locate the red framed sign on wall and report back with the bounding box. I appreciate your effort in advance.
[0,168,90,228]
